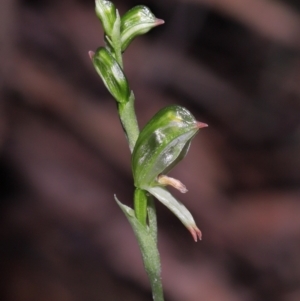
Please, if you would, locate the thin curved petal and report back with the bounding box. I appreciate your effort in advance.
[147,186,202,241]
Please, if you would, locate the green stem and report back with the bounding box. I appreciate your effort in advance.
[114,47,123,69]
[118,91,139,152]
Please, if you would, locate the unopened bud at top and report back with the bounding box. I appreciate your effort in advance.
[95,0,117,37]
[121,5,164,52]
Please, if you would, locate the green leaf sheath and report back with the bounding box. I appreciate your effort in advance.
[132,105,201,189]
[115,197,164,301]
[147,195,157,243]
[134,188,148,226]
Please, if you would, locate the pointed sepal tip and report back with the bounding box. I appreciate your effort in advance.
[196,122,208,129]
[155,18,165,26]
[88,51,95,60]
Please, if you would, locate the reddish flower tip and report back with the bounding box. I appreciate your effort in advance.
[88,51,95,60]
[155,18,165,26]
[196,122,208,129]
[188,225,202,242]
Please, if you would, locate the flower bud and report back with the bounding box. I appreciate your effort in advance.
[92,47,130,104]
[95,0,117,37]
[121,5,164,52]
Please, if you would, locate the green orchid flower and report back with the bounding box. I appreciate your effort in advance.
[132,105,207,241]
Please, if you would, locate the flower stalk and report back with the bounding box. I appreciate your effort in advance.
[91,1,207,300]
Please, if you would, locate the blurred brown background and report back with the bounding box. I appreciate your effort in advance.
[1,0,300,300]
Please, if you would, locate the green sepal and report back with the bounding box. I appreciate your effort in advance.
[120,5,164,52]
[92,47,130,104]
[115,196,164,301]
[95,0,117,37]
[132,105,201,189]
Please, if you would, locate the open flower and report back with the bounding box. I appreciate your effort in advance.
[132,105,207,241]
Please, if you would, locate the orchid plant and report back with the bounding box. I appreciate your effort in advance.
[90,1,207,300]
